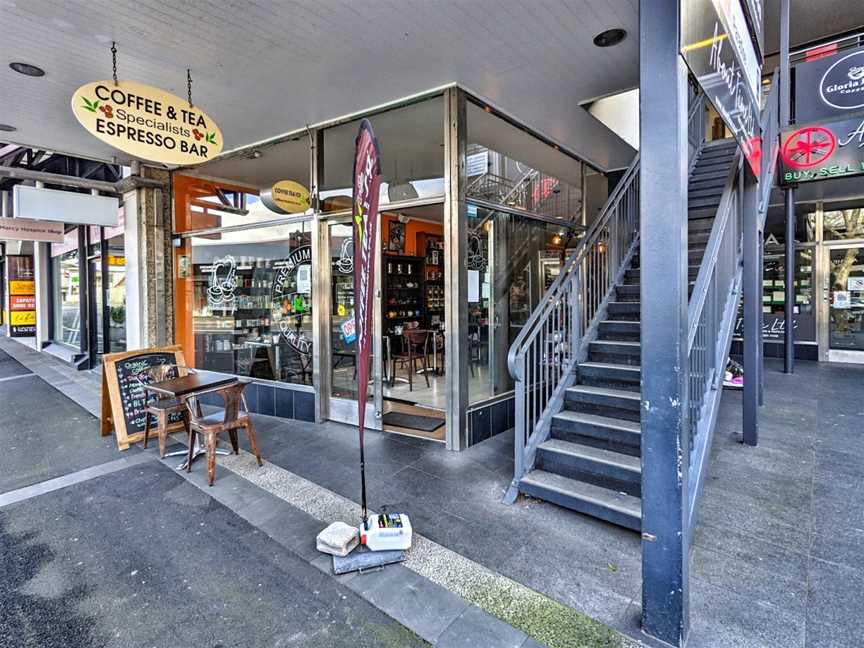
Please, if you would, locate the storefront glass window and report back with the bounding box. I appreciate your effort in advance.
[823,206,864,241]
[106,235,127,352]
[52,248,82,346]
[180,221,314,384]
[466,101,584,225]
[320,96,445,211]
[763,204,818,245]
[466,205,580,403]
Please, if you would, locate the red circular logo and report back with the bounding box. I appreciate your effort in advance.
[781,126,836,169]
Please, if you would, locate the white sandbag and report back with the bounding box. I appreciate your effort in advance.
[316,521,359,557]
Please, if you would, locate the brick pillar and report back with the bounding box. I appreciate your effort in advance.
[122,166,174,349]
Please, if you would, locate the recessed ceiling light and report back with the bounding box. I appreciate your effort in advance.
[593,29,627,47]
[9,61,45,77]
[0,123,16,132]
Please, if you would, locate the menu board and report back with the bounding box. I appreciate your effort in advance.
[101,345,187,450]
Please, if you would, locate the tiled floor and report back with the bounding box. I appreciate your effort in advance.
[249,359,864,648]
[4,333,863,648]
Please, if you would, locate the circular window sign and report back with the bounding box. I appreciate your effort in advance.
[819,50,864,112]
[781,126,836,170]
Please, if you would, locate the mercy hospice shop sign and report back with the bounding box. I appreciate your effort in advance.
[780,116,864,185]
[71,81,223,165]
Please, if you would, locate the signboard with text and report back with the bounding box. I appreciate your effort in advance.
[260,180,311,214]
[795,45,864,124]
[779,116,864,185]
[0,216,64,243]
[71,80,223,165]
[6,255,36,337]
[681,0,763,176]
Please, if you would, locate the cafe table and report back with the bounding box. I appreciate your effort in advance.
[144,371,238,470]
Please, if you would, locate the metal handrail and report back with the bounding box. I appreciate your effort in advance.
[504,153,640,501]
[507,153,640,381]
[685,72,781,533]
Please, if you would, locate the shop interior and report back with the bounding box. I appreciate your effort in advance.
[175,92,591,443]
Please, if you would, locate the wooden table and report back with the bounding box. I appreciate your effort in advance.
[144,371,239,469]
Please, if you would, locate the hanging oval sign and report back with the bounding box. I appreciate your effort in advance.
[70,80,223,165]
[260,180,311,214]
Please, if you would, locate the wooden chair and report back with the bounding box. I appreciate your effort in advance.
[140,364,193,458]
[184,380,263,486]
[391,329,431,391]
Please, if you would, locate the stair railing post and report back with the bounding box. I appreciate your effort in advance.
[639,1,690,645]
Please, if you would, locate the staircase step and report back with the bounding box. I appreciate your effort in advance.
[551,410,641,454]
[520,470,641,531]
[537,439,641,495]
[688,196,723,210]
[579,360,640,383]
[589,340,640,362]
[565,385,641,421]
[597,320,640,342]
[689,186,725,200]
[689,176,727,192]
[614,284,640,302]
[607,301,641,320]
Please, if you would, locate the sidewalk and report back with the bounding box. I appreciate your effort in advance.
[3,334,863,647]
[0,340,636,648]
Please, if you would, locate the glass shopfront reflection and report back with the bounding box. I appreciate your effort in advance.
[466,204,580,404]
[183,222,314,384]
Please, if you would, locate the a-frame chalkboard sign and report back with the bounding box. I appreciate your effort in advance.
[101,345,188,450]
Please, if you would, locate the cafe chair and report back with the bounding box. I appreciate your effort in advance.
[391,329,431,391]
[184,379,263,486]
[139,364,194,459]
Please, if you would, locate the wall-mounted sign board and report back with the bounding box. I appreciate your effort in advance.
[0,216,65,243]
[6,255,36,337]
[260,180,311,214]
[14,185,119,227]
[681,0,762,176]
[71,80,223,165]
[101,345,188,450]
[779,116,864,185]
[795,45,864,124]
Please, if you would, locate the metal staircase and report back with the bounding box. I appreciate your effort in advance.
[506,75,780,532]
[517,140,737,530]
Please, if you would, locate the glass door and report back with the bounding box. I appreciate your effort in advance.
[87,255,104,365]
[324,218,384,428]
[826,244,864,361]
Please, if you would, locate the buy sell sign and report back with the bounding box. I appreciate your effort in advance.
[780,116,864,185]
[71,80,223,165]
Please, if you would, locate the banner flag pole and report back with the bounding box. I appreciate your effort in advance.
[351,118,382,527]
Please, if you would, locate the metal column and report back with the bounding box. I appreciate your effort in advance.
[310,129,331,423]
[639,1,690,644]
[780,0,795,373]
[742,163,760,446]
[443,86,469,450]
[76,225,90,362]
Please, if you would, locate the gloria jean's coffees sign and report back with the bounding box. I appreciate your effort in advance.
[795,46,864,124]
[71,80,223,165]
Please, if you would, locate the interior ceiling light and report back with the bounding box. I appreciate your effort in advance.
[0,124,16,132]
[593,29,627,48]
[9,61,45,77]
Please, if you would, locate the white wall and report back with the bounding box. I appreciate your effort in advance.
[588,89,640,151]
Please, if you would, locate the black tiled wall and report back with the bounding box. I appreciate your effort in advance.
[469,397,515,446]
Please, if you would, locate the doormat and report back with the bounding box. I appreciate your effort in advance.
[382,411,445,432]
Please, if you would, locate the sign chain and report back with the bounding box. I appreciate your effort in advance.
[111,42,118,86]
[187,69,193,108]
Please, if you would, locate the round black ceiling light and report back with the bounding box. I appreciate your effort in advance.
[0,123,16,132]
[593,28,627,48]
[9,62,45,77]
